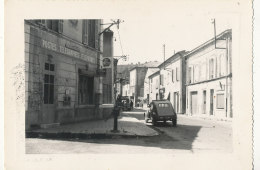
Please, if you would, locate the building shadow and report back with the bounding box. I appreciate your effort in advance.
[31,121,202,151]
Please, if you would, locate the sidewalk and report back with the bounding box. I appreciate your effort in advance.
[177,113,232,124]
[26,114,159,139]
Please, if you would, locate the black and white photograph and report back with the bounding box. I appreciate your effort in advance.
[3,0,255,170]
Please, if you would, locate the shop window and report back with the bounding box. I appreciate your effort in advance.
[217,93,225,109]
[78,74,94,105]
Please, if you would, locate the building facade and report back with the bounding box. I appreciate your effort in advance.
[25,20,114,130]
[148,71,160,102]
[185,29,232,119]
[143,68,160,105]
[157,51,187,114]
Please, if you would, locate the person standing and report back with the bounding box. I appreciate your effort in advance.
[130,100,133,110]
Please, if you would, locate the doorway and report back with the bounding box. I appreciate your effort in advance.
[42,62,56,124]
[190,91,198,115]
[203,90,206,114]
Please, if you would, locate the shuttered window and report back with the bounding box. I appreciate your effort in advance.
[88,20,96,48]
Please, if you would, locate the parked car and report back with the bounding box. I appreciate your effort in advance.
[121,96,132,111]
[145,100,177,126]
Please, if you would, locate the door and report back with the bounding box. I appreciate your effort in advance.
[174,92,179,113]
[42,62,56,123]
[210,89,214,115]
[203,90,206,114]
[191,92,198,115]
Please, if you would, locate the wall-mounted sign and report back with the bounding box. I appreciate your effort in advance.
[42,40,96,64]
[102,57,112,68]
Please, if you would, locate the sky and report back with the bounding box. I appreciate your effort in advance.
[106,14,238,65]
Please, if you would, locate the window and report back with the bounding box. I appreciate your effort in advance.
[35,20,45,25]
[46,20,63,33]
[217,93,225,109]
[176,67,180,81]
[103,83,112,104]
[194,65,200,82]
[187,67,192,84]
[172,69,175,83]
[209,58,214,79]
[44,63,55,104]
[156,79,159,89]
[160,74,164,86]
[88,20,96,48]
[78,74,94,104]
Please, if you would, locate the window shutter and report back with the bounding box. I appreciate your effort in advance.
[58,20,63,33]
[95,20,99,49]
[215,57,218,78]
[82,20,88,44]
[172,69,174,82]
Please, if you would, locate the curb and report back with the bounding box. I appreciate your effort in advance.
[26,131,158,140]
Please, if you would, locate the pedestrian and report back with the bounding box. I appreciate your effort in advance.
[130,100,133,110]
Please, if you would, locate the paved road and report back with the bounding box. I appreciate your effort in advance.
[26,108,232,154]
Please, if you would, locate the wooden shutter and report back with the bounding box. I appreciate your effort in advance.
[95,20,99,49]
[58,20,63,33]
[82,20,88,44]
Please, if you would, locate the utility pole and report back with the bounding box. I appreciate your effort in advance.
[100,19,126,133]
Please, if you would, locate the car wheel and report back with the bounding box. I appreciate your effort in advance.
[172,119,177,127]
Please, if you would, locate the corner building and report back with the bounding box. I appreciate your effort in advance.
[25,20,113,130]
[185,29,232,119]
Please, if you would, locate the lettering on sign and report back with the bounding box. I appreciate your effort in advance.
[42,40,96,64]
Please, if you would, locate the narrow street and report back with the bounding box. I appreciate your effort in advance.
[26,108,232,154]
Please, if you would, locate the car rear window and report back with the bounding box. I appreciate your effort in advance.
[158,103,169,107]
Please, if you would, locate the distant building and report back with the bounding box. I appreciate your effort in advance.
[129,61,160,107]
[185,29,232,119]
[122,83,130,96]
[143,68,160,105]
[148,70,160,102]
[25,20,114,130]
[157,50,188,114]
